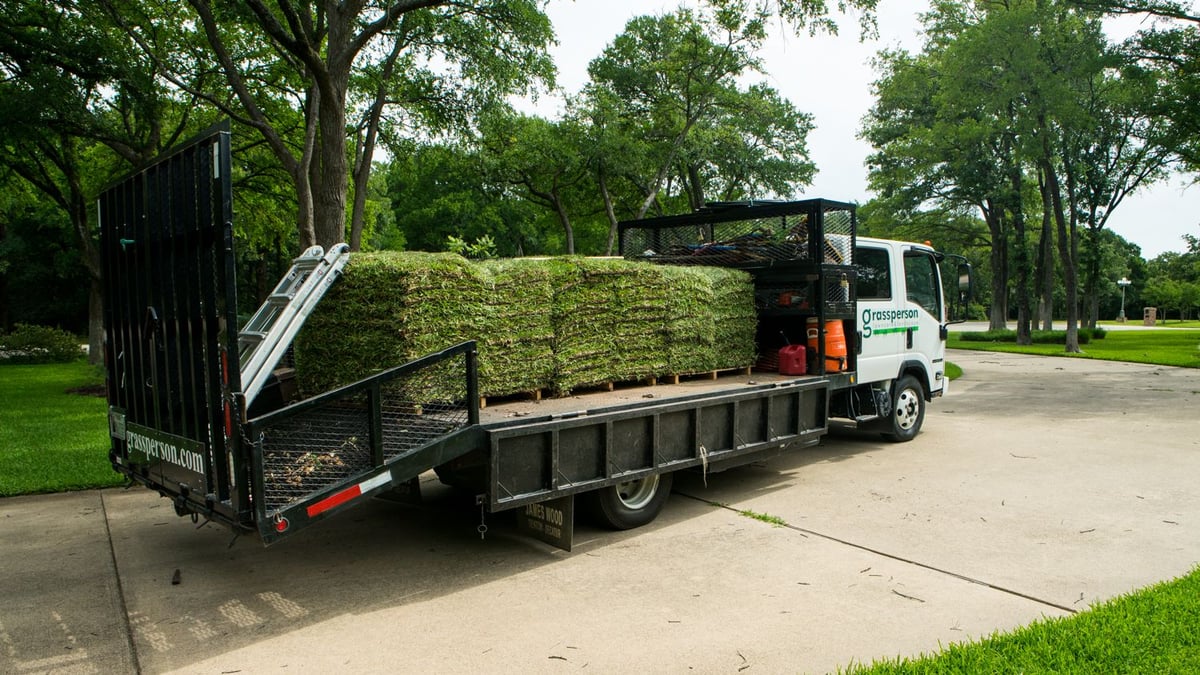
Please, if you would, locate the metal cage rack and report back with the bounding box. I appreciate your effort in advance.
[618,199,859,377]
[618,199,856,270]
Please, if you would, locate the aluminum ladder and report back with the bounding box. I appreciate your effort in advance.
[238,243,351,406]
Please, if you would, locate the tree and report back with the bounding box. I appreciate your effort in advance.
[385,140,544,256]
[579,7,818,254]
[107,0,555,250]
[1068,1,1200,172]
[1143,232,1200,320]
[677,83,816,209]
[586,8,765,221]
[477,109,592,254]
[864,0,1172,348]
[863,18,1016,331]
[0,1,211,360]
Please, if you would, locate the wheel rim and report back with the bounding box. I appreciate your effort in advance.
[614,475,660,510]
[894,387,921,431]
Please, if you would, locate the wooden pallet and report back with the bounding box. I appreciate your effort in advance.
[660,366,752,385]
[479,388,545,410]
[481,366,755,405]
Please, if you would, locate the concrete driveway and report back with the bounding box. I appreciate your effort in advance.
[2,349,1197,674]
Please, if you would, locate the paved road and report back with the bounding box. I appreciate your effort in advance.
[2,349,1197,674]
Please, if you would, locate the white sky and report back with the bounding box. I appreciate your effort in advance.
[526,0,1199,259]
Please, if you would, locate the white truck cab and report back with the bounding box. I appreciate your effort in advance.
[838,236,968,441]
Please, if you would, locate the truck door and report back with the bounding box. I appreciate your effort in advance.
[854,244,901,384]
[901,247,948,395]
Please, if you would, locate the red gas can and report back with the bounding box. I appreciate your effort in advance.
[778,344,807,376]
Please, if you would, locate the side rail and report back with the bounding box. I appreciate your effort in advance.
[245,341,483,544]
[485,376,830,512]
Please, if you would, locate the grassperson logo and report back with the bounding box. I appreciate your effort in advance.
[862,307,920,339]
[125,423,206,474]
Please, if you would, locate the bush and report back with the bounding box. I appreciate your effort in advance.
[958,328,1094,345]
[959,329,1016,343]
[0,324,84,364]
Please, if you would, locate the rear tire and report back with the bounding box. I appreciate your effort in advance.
[583,472,674,530]
[882,375,925,443]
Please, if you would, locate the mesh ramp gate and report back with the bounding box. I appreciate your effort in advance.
[99,121,247,524]
[100,122,484,543]
[246,342,481,543]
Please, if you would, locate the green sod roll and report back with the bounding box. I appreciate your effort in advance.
[293,252,757,401]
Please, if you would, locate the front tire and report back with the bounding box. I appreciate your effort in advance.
[882,375,925,442]
[582,471,674,530]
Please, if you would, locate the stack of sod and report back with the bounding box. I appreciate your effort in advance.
[475,258,555,396]
[293,252,489,400]
[547,257,671,394]
[660,266,757,374]
[292,252,758,401]
[702,266,758,370]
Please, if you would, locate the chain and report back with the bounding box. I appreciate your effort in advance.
[476,494,488,541]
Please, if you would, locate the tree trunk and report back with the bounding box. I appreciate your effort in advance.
[313,79,349,249]
[1084,226,1101,329]
[553,196,575,255]
[687,163,705,211]
[1043,157,1080,353]
[983,201,1008,331]
[88,275,104,366]
[349,36,404,252]
[1036,171,1055,331]
[0,218,7,331]
[293,84,321,250]
[1008,163,1032,346]
[600,169,619,256]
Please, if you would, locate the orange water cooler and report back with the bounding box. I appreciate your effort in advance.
[806,318,848,372]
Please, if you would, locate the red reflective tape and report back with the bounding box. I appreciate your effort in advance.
[304,473,393,519]
[306,485,362,518]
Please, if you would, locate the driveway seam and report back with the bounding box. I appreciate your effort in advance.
[681,492,1079,616]
[101,490,142,674]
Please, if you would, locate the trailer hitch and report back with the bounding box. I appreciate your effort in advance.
[172,484,192,517]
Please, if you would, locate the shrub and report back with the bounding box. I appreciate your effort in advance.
[959,328,1094,345]
[0,324,84,364]
[959,329,1016,343]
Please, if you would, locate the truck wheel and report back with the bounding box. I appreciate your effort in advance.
[882,375,925,443]
[583,471,674,530]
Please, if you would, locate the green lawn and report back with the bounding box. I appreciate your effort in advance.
[1099,319,1200,329]
[882,328,1200,674]
[0,361,122,496]
[843,565,1200,674]
[949,329,1200,368]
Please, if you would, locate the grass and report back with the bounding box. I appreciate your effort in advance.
[737,509,788,527]
[948,329,1200,368]
[1100,319,1200,329]
[842,565,1200,674]
[870,330,1199,674]
[0,361,122,496]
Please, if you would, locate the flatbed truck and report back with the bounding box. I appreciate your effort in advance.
[99,123,969,549]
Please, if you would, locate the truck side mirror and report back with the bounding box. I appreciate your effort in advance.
[944,258,973,324]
